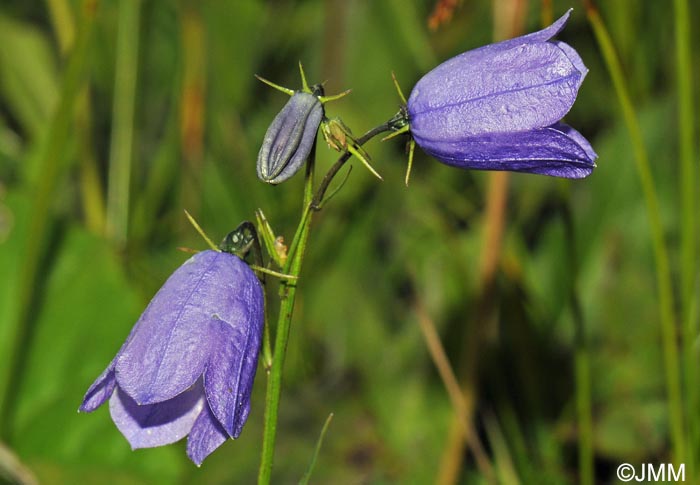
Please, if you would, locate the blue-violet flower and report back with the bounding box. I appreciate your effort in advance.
[79,250,264,466]
[407,9,597,178]
[257,91,324,184]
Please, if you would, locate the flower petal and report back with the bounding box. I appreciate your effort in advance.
[408,41,584,139]
[109,380,206,449]
[551,123,598,161]
[115,251,243,405]
[553,40,588,81]
[79,362,117,412]
[203,307,263,437]
[415,124,596,179]
[491,9,571,51]
[186,402,228,466]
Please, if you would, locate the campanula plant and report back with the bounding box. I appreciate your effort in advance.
[74,8,598,482]
[79,227,264,466]
[394,9,596,182]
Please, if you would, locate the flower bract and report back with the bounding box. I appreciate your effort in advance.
[407,9,597,178]
[79,250,264,466]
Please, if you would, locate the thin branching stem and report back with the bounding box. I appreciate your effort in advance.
[257,119,395,484]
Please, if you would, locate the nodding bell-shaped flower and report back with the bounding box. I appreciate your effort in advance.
[405,9,597,179]
[79,245,264,466]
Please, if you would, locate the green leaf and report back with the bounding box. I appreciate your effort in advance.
[0,14,59,139]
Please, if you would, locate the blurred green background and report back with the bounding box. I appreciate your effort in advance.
[1,0,698,483]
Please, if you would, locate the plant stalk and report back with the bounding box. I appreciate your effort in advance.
[257,121,393,484]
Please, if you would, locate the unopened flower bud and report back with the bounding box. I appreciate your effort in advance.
[257,92,323,184]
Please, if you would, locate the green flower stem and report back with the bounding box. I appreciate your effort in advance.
[673,0,698,477]
[586,3,685,464]
[0,0,98,440]
[257,251,306,485]
[257,122,393,484]
[257,144,315,485]
[311,120,399,209]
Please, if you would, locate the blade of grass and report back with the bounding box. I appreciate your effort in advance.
[46,0,75,55]
[673,0,697,478]
[298,413,334,485]
[673,0,696,318]
[413,299,496,483]
[557,179,594,485]
[0,441,37,485]
[46,0,105,235]
[75,90,106,235]
[105,0,141,245]
[585,1,684,464]
[496,404,533,482]
[551,178,595,485]
[483,412,521,485]
[573,282,593,485]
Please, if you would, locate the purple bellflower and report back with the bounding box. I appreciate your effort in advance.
[257,91,324,184]
[407,9,597,178]
[79,249,264,466]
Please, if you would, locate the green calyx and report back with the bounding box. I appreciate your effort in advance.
[382,72,414,186]
[321,118,382,180]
